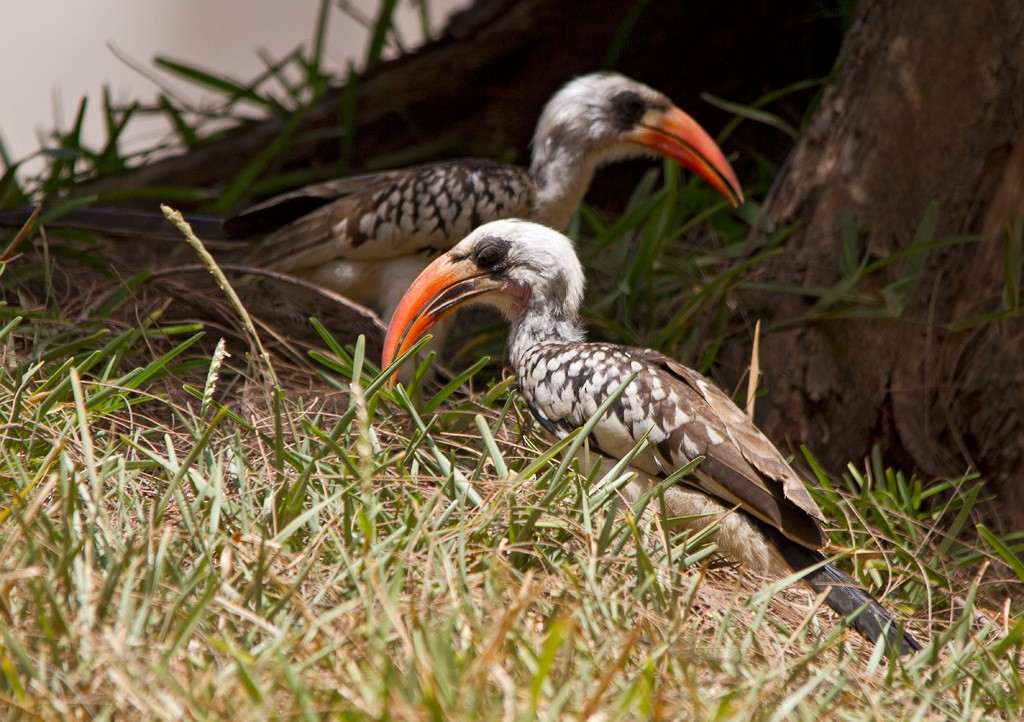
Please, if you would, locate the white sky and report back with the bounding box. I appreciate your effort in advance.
[1,1,464,171]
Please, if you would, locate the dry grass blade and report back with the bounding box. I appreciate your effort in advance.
[0,205,39,263]
[746,318,761,420]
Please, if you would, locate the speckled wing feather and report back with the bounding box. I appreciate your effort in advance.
[238,159,535,272]
[654,355,825,519]
[517,341,827,549]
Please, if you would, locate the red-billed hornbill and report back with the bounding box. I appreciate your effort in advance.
[0,74,741,332]
[381,219,921,654]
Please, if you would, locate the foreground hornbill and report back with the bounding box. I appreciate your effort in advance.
[381,219,922,654]
[1,73,741,327]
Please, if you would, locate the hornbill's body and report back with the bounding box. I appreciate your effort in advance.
[382,219,921,654]
[1,74,741,327]
[227,72,741,319]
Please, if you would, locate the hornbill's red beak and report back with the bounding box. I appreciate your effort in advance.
[381,254,503,383]
[626,105,744,207]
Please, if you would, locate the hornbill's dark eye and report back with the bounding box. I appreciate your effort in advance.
[472,236,511,271]
[611,90,646,126]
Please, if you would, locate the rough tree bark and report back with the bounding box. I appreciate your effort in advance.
[733,0,1024,527]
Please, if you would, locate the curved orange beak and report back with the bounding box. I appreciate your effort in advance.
[381,254,502,383]
[626,105,743,207]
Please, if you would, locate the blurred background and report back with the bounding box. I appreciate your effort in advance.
[1,0,465,172]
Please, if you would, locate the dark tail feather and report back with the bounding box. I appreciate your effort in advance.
[0,207,229,242]
[772,532,922,655]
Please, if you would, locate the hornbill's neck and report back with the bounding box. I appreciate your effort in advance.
[506,282,585,370]
[528,141,604,232]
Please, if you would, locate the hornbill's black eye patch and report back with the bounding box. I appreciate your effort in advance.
[471,235,512,271]
[610,90,646,126]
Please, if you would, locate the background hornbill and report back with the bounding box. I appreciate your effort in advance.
[382,219,922,654]
[1,73,741,329]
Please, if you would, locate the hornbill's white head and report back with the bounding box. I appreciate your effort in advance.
[382,220,585,374]
[531,72,744,208]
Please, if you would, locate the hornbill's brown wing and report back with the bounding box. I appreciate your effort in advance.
[655,355,825,516]
[646,349,827,548]
[233,159,534,272]
[563,345,828,550]
[222,173,410,238]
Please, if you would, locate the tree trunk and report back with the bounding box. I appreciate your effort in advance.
[735,0,1024,527]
